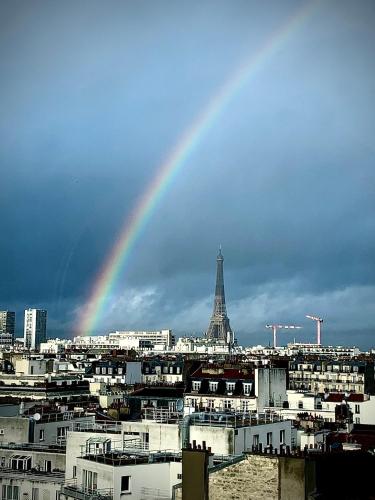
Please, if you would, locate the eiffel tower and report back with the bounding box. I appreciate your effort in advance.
[206,248,233,344]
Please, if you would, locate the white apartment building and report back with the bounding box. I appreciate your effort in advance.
[288,359,373,394]
[71,330,175,352]
[62,435,181,500]
[24,309,47,351]
[185,366,287,413]
[287,343,360,358]
[109,330,174,350]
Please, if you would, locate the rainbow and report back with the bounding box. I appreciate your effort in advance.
[77,1,319,337]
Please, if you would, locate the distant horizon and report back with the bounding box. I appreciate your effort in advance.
[12,326,368,352]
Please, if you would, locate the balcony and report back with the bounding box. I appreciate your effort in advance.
[61,481,113,500]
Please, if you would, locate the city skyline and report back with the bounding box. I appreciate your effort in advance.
[1,0,374,347]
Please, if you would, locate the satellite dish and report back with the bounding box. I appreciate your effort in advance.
[33,413,41,421]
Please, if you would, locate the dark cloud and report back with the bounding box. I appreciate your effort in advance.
[0,0,374,347]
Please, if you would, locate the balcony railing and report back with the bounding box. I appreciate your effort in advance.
[72,420,122,434]
[142,407,182,423]
[61,481,113,500]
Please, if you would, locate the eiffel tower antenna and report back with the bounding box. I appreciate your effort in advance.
[206,248,233,344]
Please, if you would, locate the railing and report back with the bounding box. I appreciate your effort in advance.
[0,467,64,482]
[188,410,283,428]
[61,480,113,500]
[135,486,170,499]
[0,442,65,452]
[142,407,182,423]
[72,420,122,433]
[123,438,149,451]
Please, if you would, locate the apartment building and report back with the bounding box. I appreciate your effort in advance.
[288,359,375,394]
[185,364,287,412]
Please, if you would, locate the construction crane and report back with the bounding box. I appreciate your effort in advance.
[265,324,302,348]
[306,315,323,345]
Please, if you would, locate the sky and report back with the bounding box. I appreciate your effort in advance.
[1,0,374,348]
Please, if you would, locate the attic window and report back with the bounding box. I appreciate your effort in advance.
[209,381,218,392]
[192,381,201,391]
[226,382,235,393]
[243,383,252,396]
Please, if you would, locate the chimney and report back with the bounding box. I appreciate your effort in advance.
[182,441,211,500]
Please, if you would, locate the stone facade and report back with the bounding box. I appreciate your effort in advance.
[209,455,279,500]
[173,453,308,500]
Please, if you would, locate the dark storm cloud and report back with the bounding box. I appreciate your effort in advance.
[1,0,374,346]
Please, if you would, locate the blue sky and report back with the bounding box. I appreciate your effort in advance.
[1,0,374,347]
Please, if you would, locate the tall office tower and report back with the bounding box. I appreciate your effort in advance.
[206,248,233,344]
[24,309,47,350]
[0,311,15,346]
[0,311,15,336]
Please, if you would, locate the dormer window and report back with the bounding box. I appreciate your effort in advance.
[209,381,218,393]
[192,381,201,392]
[226,382,235,394]
[243,383,252,396]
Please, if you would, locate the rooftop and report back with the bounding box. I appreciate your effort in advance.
[0,468,64,483]
[80,450,181,467]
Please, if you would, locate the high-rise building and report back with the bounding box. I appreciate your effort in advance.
[206,248,233,344]
[0,310,15,336]
[0,311,15,346]
[24,308,47,350]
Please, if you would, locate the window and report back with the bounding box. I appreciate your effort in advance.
[39,429,44,441]
[73,466,77,478]
[253,434,259,447]
[243,383,251,396]
[57,426,69,439]
[355,404,360,414]
[207,399,215,409]
[355,417,360,424]
[226,382,235,394]
[121,476,131,494]
[280,430,285,445]
[241,400,249,411]
[2,485,19,500]
[267,432,273,446]
[32,488,39,500]
[209,381,218,393]
[83,470,98,492]
[44,460,52,472]
[11,456,31,471]
[298,401,303,409]
[1,457,5,467]
[223,400,231,409]
[192,381,201,392]
[177,473,182,480]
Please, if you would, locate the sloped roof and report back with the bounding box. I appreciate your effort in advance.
[191,366,254,380]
